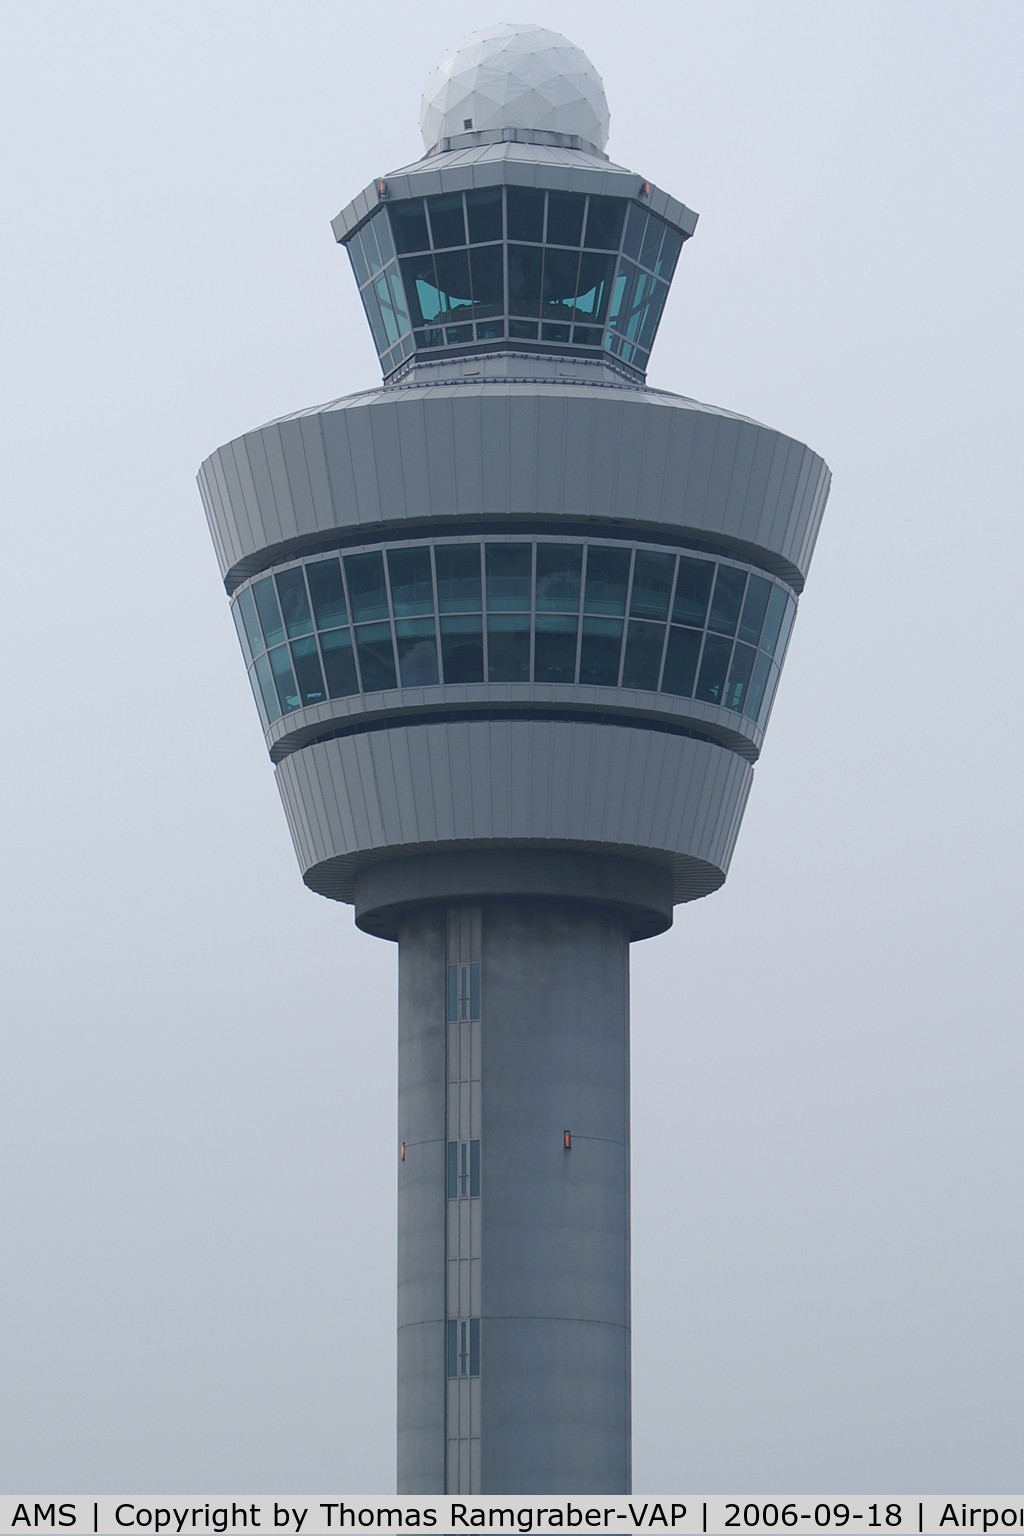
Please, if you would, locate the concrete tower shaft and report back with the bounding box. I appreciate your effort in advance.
[198,22,830,1497]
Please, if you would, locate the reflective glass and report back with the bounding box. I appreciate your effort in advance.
[354,621,397,691]
[584,546,631,615]
[395,617,439,686]
[359,285,388,353]
[541,247,582,320]
[536,543,582,611]
[541,322,570,342]
[306,559,347,630]
[606,262,636,330]
[233,601,254,664]
[487,614,530,682]
[694,634,732,705]
[344,551,389,622]
[661,626,701,697]
[373,209,395,264]
[253,652,282,723]
[235,587,263,661]
[573,252,616,322]
[275,567,313,638]
[387,547,434,615]
[508,318,538,338]
[290,635,326,706]
[775,595,797,660]
[435,544,481,612]
[622,203,647,261]
[579,616,623,686]
[534,614,578,683]
[630,550,675,619]
[431,249,473,323]
[738,574,771,646]
[621,620,665,690]
[469,1139,480,1198]
[469,1317,480,1377]
[584,196,626,250]
[427,192,465,249]
[389,199,429,254]
[760,584,788,656]
[546,191,585,246]
[758,661,781,728]
[268,644,301,713]
[446,323,472,343]
[469,244,504,318]
[466,187,502,243]
[506,187,544,242]
[439,614,483,683]
[319,628,358,698]
[636,281,669,350]
[360,219,384,276]
[386,266,410,336]
[477,319,505,340]
[573,325,602,345]
[346,231,370,287]
[708,565,747,635]
[656,225,683,280]
[507,244,543,316]
[253,576,285,649]
[399,254,440,327]
[722,642,755,712]
[639,214,665,272]
[486,544,531,610]
[744,649,771,722]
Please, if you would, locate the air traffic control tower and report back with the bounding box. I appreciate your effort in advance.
[198,24,830,1497]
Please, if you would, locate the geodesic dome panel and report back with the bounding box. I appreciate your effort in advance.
[419,23,610,153]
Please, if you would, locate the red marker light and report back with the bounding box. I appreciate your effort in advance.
[400,1142,406,1161]
[564,1130,571,1150]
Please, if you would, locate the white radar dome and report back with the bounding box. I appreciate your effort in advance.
[419,23,610,154]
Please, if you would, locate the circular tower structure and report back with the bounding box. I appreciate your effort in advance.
[198,24,830,1496]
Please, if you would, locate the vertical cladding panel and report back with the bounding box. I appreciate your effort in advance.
[796,460,832,576]
[559,398,591,513]
[682,413,720,532]
[451,396,485,513]
[579,725,615,845]
[704,416,744,538]
[764,437,806,555]
[645,732,684,849]
[405,729,439,842]
[338,408,384,528]
[368,399,409,520]
[739,427,781,549]
[466,722,495,835]
[261,424,300,541]
[277,418,318,535]
[216,445,258,564]
[507,721,535,836]
[308,746,356,860]
[545,725,573,840]
[527,721,556,840]
[385,729,421,846]
[533,397,569,514]
[394,398,431,519]
[507,397,540,512]
[320,409,364,527]
[349,734,387,848]
[242,430,285,547]
[369,730,404,840]
[719,414,759,538]
[626,730,663,845]
[298,413,336,531]
[483,722,512,840]
[582,400,621,520]
[424,728,458,842]
[758,432,795,553]
[663,744,712,853]
[421,397,458,515]
[661,407,698,529]
[445,723,476,841]
[196,462,231,577]
[478,395,512,513]
[779,445,815,560]
[633,401,672,530]
[607,402,646,522]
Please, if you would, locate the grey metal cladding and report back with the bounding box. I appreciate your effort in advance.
[274,719,753,906]
[199,385,830,593]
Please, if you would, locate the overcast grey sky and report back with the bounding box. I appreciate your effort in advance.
[1,0,1022,1496]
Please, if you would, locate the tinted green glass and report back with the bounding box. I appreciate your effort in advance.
[469,244,504,318]
[290,635,325,705]
[253,576,285,650]
[399,254,440,326]
[253,652,282,723]
[346,231,370,287]
[487,614,530,682]
[579,616,623,686]
[744,649,772,721]
[469,1317,480,1377]
[547,191,585,245]
[584,196,626,250]
[373,272,401,345]
[477,319,505,340]
[344,552,389,622]
[360,219,384,276]
[708,566,747,635]
[506,186,544,242]
[534,615,577,683]
[723,642,756,712]
[574,325,601,345]
[661,626,701,697]
[319,628,358,698]
[387,547,433,616]
[584,546,631,615]
[354,622,396,691]
[639,214,665,272]
[387,266,410,335]
[389,199,429,254]
[606,261,636,330]
[395,617,439,686]
[541,321,570,342]
[656,225,683,280]
[541,247,583,321]
[738,574,771,646]
[637,281,669,350]
[760,584,788,656]
[536,544,582,611]
[695,634,732,704]
[440,614,483,682]
[446,323,472,344]
[508,318,538,338]
[621,620,665,690]
[775,595,797,660]
[275,568,313,638]
[758,661,781,728]
[373,209,395,264]
[360,284,389,354]
[673,557,714,627]
[466,187,502,243]
[306,559,347,629]
[268,644,301,713]
[431,249,473,323]
[508,244,543,316]
[630,550,675,620]
[233,601,254,664]
[435,545,481,612]
[573,252,616,322]
[427,192,465,249]
[486,544,531,610]
[236,586,264,660]
[622,203,647,260]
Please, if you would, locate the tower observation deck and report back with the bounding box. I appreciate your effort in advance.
[198,23,831,1496]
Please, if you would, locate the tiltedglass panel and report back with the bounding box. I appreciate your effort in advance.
[233,601,254,664]
[359,285,388,353]
[439,614,483,683]
[606,262,636,330]
[758,661,781,728]
[399,254,440,327]
[306,559,347,630]
[639,214,665,272]
[344,551,389,622]
[661,626,701,697]
[629,550,675,620]
[387,267,410,335]
[354,622,397,692]
[546,191,585,246]
[695,634,732,704]
[389,199,429,254]
[486,544,531,610]
[253,652,282,723]
[387,547,433,616]
[466,187,502,243]
[708,565,747,635]
[290,635,325,706]
[584,546,631,615]
[427,192,465,249]
[760,584,788,657]
[541,247,583,321]
[275,567,313,638]
[469,244,504,317]
[775,595,797,660]
[235,586,263,660]
[508,245,543,316]
[534,614,578,683]
[346,231,370,287]
[579,616,623,686]
[268,644,300,713]
[584,196,626,250]
[373,210,395,264]
[395,617,439,686]
[723,642,755,712]
[744,649,771,722]
[319,628,358,698]
[536,543,582,611]
[253,576,285,650]
[373,273,401,344]
[622,203,647,261]
[506,187,544,242]
[656,225,683,280]
[431,249,473,323]
[738,574,771,646]
[637,281,669,350]
[487,614,530,682]
[435,544,481,612]
[360,218,384,276]
[573,251,615,322]
[621,620,665,690]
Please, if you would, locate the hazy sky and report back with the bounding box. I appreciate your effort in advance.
[1,0,1022,1495]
